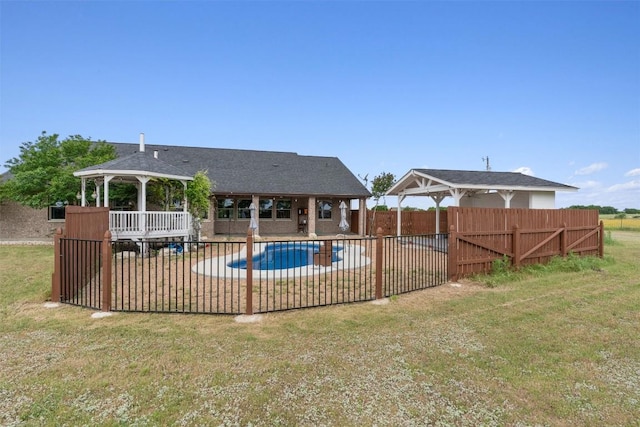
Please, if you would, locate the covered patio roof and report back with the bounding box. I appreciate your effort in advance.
[387,168,577,205]
[387,168,578,235]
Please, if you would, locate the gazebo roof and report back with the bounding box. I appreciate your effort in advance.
[387,168,578,198]
[74,151,193,182]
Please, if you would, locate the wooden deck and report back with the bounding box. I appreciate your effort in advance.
[109,211,191,241]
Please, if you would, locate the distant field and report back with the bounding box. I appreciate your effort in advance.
[600,214,640,231]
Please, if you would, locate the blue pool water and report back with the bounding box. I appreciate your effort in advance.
[227,242,343,270]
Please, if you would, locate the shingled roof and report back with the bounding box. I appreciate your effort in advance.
[74,151,194,181]
[388,168,577,196]
[107,143,371,198]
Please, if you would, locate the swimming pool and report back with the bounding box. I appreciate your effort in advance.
[227,242,343,270]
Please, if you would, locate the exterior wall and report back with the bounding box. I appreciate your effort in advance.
[211,196,345,236]
[529,191,556,209]
[1,195,360,241]
[458,191,555,209]
[0,201,62,240]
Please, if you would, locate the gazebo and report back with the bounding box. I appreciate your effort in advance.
[387,168,578,235]
[73,134,194,241]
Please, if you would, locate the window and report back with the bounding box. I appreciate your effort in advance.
[259,198,273,219]
[217,198,234,219]
[48,203,66,221]
[237,199,252,219]
[276,199,292,219]
[318,200,332,219]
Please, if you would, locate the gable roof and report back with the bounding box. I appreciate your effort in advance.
[108,143,371,198]
[387,168,578,197]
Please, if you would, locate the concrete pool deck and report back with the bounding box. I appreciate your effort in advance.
[192,241,372,278]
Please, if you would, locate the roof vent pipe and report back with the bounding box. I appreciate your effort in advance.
[153,150,158,159]
[139,133,145,152]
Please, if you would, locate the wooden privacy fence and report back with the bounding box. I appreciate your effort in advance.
[446,207,603,280]
[363,210,449,236]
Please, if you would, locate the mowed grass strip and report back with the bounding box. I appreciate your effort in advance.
[0,232,639,426]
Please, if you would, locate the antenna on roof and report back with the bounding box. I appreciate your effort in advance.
[482,156,491,171]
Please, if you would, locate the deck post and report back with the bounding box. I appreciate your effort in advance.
[512,224,520,269]
[245,228,254,315]
[599,220,604,258]
[448,224,458,281]
[51,228,63,303]
[375,227,383,300]
[102,230,112,312]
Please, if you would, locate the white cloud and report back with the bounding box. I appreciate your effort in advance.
[607,179,640,192]
[625,168,640,177]
[513,166,534,176]
[575,162,608,176]
[572,180,601,190]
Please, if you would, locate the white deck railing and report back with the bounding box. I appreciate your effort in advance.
[109,211,191,240]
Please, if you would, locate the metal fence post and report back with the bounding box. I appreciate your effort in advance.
[375,227,383,300]
[246,228,254,315]
[448,224,458,282]
[51,228,63,303]
[102,230,112,312]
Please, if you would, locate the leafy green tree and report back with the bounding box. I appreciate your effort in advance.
[147,178,184,211]
[186,171,213,219]
[371,172,395,207]
[368,171,395,235]
[1,132,116,209]
[185,171,214,240]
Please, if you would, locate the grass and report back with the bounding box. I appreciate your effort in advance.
[1,231,639,426]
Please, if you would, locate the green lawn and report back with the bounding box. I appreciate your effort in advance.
[1,232,639,426]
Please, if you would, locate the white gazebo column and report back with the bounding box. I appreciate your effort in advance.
[94,179,102,207]
[449,188,468,207]
[431,194,445,234]
[80,178,87,207]
[182,181,189,213]
[396,194,406,236]
[103,176,113,208]
[137,176,151,234]
[498,190,515,208]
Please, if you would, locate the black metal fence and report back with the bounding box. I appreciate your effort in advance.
[58,237,104,309]
[53,232,449,315]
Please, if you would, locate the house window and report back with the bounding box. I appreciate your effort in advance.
[237,199,252,219]
[217,198,234,219]
[48,203,66,221]
[276,199,291,219]
[318,200,332,219]
[259,198,273,219]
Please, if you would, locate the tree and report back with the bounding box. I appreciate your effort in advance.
[185,171,214,240]
[371,172,395,207]
[1,132,116,209]
[368,171,395,235]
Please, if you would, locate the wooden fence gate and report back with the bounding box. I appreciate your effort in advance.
[446,207,603,280]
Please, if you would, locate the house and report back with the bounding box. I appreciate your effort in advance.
[0,136,372,240]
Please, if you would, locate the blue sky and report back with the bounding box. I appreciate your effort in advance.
[1,1,639,210]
